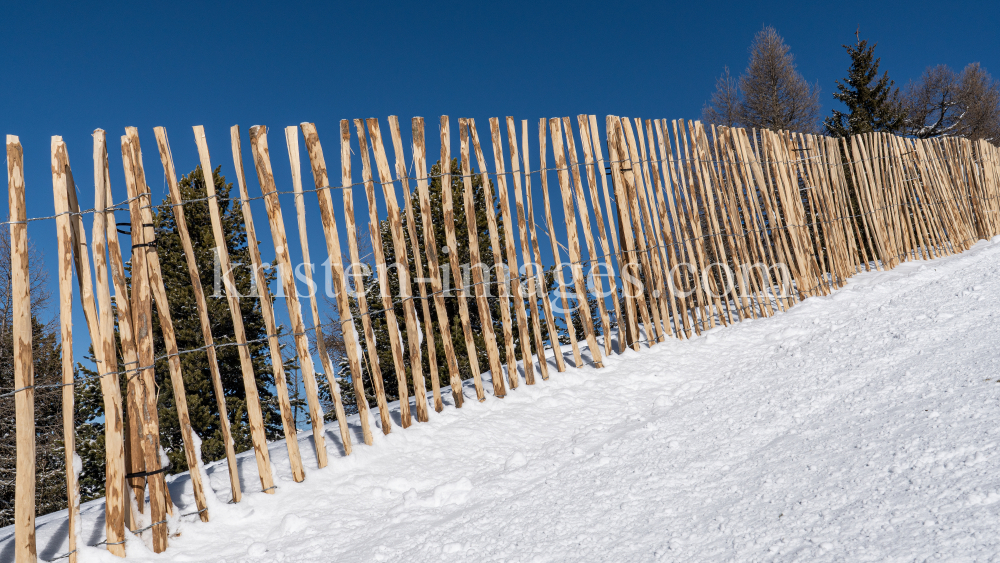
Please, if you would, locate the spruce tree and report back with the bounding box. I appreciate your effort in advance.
[328,158,565,408]
[150,165,284,469]
[356,158,504,400]
[825,32,905,137]
[75,165,285,493]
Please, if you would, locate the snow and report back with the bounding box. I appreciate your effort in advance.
[8,238,1000,562]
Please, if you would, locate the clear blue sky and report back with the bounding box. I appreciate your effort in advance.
[3,0,998,365]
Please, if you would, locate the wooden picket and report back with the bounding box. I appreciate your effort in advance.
[192,126,276,492]
[459,118,507,397]
[520,119,566,374]
[247,125,330,468]
[120,133,170,551]
[505,116,547,383]
[549,118,604,364]
[232,126,306,482]
[127,128,211,522]
[52,137,79,563]
[604,117,645,348]
[299,121,371,447]
[285,126,354,452]
[90,134,139,529]
[339,119,393,434]
[539,118,585,364]
[365,118,429,422]
[408,117,466,405]
[55,137,127,556]
[355,119,416,425]
[561,117,613,354]
[10,135,36,563]
[388,117,444,412]
[154,127,243,502]
[468,119,518,389]
[490,118,535,385]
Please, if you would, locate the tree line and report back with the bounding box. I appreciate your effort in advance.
[702,27,1000,143]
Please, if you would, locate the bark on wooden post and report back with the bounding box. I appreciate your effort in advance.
[58,139,126,556]
[9,135,36,563]
[285,125,353,453]
[229,126,307,482]
[153,127,242,502]
[126,128,211,522]
[459,118,507,397]
[338,120,393,433]
[53,137,80,563]
[246,125,330,469]
[440,116,487,400]
[120,134,169,552]
[299,121,371,447]
[388,116,444,412]
[365,118,429,422]
[410,117,466,405]
[191,126,276,492]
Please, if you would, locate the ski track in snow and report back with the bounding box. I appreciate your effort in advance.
[8,238,1000,562]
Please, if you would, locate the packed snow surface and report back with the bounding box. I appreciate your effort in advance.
[8,238,1000,562]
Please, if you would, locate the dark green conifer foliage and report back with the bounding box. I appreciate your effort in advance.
[75,165,284,497]
[329,158,560,410]
[150,165,283,470]
[825,32,905,137]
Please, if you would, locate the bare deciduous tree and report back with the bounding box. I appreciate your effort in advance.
[702,66,741,128]
[703,26,821,133]
[904,63,1000,143]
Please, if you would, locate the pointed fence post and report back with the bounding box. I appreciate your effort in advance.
[10,135,37,563]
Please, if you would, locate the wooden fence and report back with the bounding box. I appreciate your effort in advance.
[6,116,1000,561]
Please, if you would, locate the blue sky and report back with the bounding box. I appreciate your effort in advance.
[3,0,998,366]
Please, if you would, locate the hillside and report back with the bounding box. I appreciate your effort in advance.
[7,238,1000,562]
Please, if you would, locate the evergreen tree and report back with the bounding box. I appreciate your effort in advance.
[327,158,565,408]
[150,165,284,470]
[825,31,905,137]
[75,165,284,494]
[358,158,503,399]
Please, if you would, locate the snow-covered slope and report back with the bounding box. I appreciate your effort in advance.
[10,238,1000,562]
